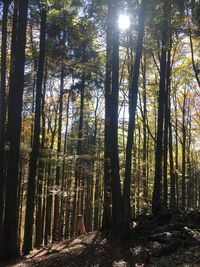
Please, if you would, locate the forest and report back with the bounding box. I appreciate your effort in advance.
[0,0,200,266]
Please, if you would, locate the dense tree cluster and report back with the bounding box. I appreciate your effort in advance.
[0,0,200,260]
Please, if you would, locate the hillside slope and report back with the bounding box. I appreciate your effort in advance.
[2,230,200,267]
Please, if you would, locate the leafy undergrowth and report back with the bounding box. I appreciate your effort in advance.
[2,211,200,267]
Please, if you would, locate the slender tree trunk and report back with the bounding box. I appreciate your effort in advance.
[181,89,187,208]
[2,0,29,259]
[187,110,192,208]
[137,122,141,215]
[71,77,85,236]
[35,65,47,247]
[163,100,169,207]
[163,45,172,208]
[89,99,99,231]
[53,64,64,241]
[23,4,46,254]
[174,91,179,206]
[0,1,11,249]
[152,0,169,215]
[141,52,147,204]
[44,161,53,246]
[18,158,25,249]
[123,0,146,229]
[44,130,56,246]
[94,141,101,230]
[169,103,176,207]
[102,0,112,232]
[61,91,71,238]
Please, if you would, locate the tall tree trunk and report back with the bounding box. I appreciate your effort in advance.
[23,4,46,254]
[44,153,53,245]
[2,3,19,254]
[152,0,169,215]
[109,0,122,232]
[71,76,85,236]
[137,122,141,215]
[44,115,57,245]
[163,44,171,208]
[181,88,187,208]
[0,0,11,249]
[2,0,29,259]
[89,97,99,231]
[169,101,176,207]
[174,90,179,206]
[35,65,47,248]
[61,91,71,238]
[141,52,147,204]
[186,110,192,208]
[53,63,64,241]
[123,0,146,229]
[102,0,112,232]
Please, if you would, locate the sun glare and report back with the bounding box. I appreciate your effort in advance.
[118,14,130,30]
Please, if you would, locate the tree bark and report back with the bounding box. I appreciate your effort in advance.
[2,0,29,259]
[123,0,146,229]
[109,0,123,232]
[0,0,11,250]
[35,64,47,248]
[102,0,112,233]
[23,4,46,254]
[152,0,169,215]
[53,63,64,241]
[163,42,172,208]
[71,76,85,236]
[181,88,187,208]
[141,53,148,204]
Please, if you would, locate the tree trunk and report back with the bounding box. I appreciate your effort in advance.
[23,4,46,254]
[141,53,147,204]
[169,103,176,207]
[71,76,85,236]
[35,65,47,248]
[2,0,29,259]
[62,91,71,239]
[0,1,11,250]
[123,0,146,229]
[186,110,192,208]
[163,45,172,208]
[53,63,64,241]
[109,0,123,232]
[102,1,113,233]
[152,0,169,215]
[174,90,179,206]
[44,132,56,246]
[181,88,187,208]
[137,122,141,215]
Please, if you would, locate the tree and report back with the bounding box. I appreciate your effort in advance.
[123,0,146,229]
[0,0,12,249]
[152,0,170,215]
[2,0,29,259]
[103,0,112,233]
[23,1,47,254]
[109,0,123,232]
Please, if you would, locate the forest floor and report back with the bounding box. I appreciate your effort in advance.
[2,211,200,267]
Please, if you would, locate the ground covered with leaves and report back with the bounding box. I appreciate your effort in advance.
[2,210,200,267]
